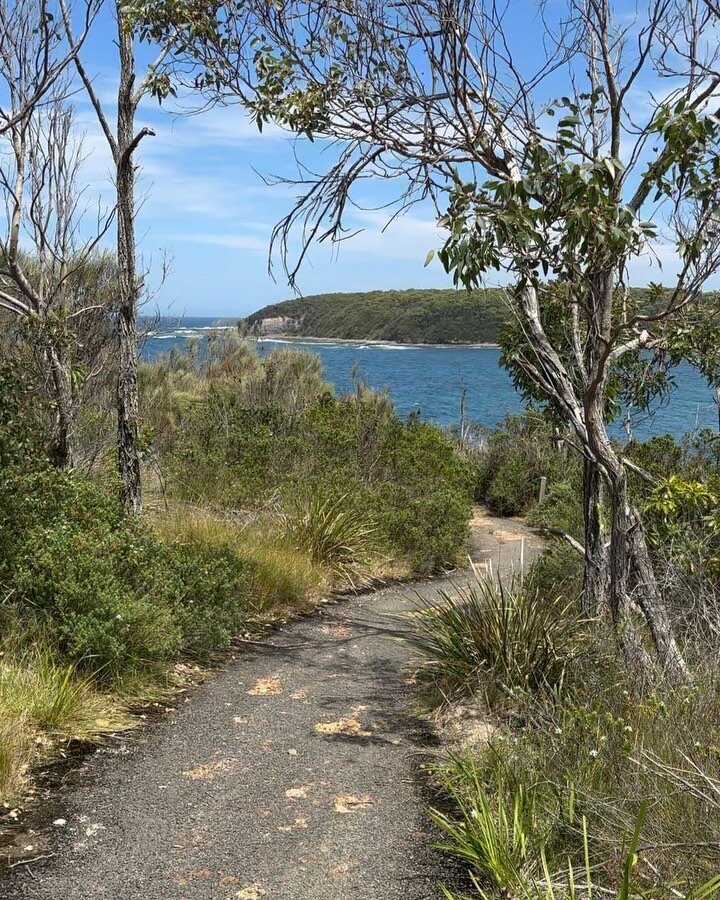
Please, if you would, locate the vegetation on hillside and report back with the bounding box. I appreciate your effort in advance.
[245,287,672,346]
[245,288,511,344]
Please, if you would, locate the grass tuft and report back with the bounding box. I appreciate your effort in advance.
[409,576,581,700]
[283,494,381,587]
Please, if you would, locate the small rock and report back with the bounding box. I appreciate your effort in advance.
[52,819,67,827]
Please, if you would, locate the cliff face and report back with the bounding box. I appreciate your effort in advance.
[249,315,301,335]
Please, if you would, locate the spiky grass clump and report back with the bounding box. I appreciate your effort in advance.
[410,576,581,700]
[284,494,381,587]
[0,651,125,740]
[0,650,129,803]
[433,754,720,900]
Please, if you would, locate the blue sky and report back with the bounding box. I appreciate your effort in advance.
[74,6,455,317]
[71,2,720,317]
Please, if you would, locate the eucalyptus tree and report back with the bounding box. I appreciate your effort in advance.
[136,0,720,683]
[61,0,175,514]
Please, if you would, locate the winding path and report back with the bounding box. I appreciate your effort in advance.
[3,511,541,900]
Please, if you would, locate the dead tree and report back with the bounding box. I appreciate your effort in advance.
[0,0,98,139]
[0,0,114,470]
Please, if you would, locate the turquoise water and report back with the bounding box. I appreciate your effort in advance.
[143,319,718,439]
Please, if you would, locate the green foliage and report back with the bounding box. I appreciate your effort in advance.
[284,494,380,586]
[0,467,251,683]
[525,542,584,603]
[0,356,45,468]
[152,342,474,575]
[245,288,511,344]
[431,757,537,897]
[527,482,584,538]
[153,508,327,618]
[410,577,580,700]
[474,414,579,518]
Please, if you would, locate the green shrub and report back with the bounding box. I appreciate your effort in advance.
[525,542,585,602]
[473,414,579,518]
[527,481,583,537]
[155,350,474,575]
[153,507,326,617]
[410,577,581,700]
[0,468,252,683]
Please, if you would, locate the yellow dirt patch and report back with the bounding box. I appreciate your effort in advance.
[183,762,229,781]
[247,676,283,696]
[278,817,309,832]
[236,886,266,899]
[284,785,310,800]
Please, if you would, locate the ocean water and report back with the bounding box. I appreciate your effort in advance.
[142,318,719,439]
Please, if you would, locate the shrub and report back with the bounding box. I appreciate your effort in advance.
[153,507,327,617]
[525,542,585,603]
[284,493,380,587]
[0,468,253,683]
[409,576,581,700]
[473,414,579,518]
[155,350,475,575]
[527,481,583,538]
[430,755,541,898]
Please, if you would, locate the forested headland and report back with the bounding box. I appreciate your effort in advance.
[245,287,686,345]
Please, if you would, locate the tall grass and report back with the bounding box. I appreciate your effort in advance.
[0,650,128,803]
[284,494,381,587]
[434,754,720,900]
[153,505,328,615]
[409,576,581,700]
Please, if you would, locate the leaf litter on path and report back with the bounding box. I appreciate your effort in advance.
[247,676,283,696]
[332,793,373,813]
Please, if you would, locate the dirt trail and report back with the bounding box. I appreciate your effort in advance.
[3,510,542,900]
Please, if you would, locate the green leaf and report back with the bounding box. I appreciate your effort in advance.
[424,249,435,268]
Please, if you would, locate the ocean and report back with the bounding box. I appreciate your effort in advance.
[142,317,719,439]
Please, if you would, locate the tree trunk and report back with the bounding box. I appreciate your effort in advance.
[115,7,142,516]
[46,340,75,469]
[581,457,608,617]
[597,435,689,684]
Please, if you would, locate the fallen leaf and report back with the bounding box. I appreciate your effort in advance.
[315,716,371,738]
[332,793,372,813]
[284,786,310,800]
[183,762,226,780]
[248,676,283,696]
[290,689,307,700]
[236,885,266,899]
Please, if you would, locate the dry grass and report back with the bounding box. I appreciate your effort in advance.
[0,650,130,804]
[153,505,329,617]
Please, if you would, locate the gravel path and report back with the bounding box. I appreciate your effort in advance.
[3,511,542,900]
